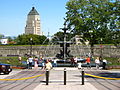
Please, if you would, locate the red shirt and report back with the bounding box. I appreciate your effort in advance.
[86,57,90,63]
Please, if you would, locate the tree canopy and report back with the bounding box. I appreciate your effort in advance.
[16,34,48,45]
[0,34,4,39]
[65,0,120,46]
[52,31,74,42]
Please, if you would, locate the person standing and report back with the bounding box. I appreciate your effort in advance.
[102,59,107,69]
[34,57,38,70]
[40,57,45,70]
[70,57,74,66]
[78,62,82,69]
[26,58,29,69]
[45,59,52,70]
[74,56,78,67]
[18,56,22,63]
[95,57,100,69]
[86,56,91,69]
[28,56,33,69]
[53,58,58,67]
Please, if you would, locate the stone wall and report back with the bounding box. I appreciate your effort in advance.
[0,45,120,58]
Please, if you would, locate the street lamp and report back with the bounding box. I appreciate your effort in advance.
[100,38,103,60]
[30,38,32,56]
[89,30,93,57]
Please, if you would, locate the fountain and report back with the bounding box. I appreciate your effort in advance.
[56,21,73,60]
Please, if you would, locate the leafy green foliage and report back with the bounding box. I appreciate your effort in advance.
[52,31,74,42]
[104,57,120,65]
[66,0,120,45]
[16,34,48,45]
[0,57,27,66]
[0,34,4,39]
[111,30,120,47]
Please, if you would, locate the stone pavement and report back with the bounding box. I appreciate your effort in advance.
[0,67,120,90]
[34,67,98,90]
[0,70,22,79]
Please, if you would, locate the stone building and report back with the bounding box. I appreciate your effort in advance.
[25,7,42,35]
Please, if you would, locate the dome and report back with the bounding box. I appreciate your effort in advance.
[28,7,39,15]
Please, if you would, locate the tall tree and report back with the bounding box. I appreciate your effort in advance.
[16,34,48,45]
[52,31,74,44]
[66,0,120,55]
[0,34,4,39]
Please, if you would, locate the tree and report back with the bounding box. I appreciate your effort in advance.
[52,32,64,42]
[66,0,120,55]
[111,30,120,47]
[16,34,48,45]
[0,34,4,39]
[7,36,16,44]
[52,31,74,44]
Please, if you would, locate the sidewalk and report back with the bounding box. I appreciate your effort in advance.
[34,67,98,90]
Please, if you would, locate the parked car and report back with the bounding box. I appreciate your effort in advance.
[0,63,12,74]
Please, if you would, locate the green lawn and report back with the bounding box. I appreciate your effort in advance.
[104,57,120,65]
[0,57,27,66]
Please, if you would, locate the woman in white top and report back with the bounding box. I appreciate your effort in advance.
[95,57,100,69]
[45,59,52,70]
[34,57,38,69]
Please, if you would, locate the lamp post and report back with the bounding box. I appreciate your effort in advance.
[100,38,103,60]
[30,38,32,56]
[89,30,93,57]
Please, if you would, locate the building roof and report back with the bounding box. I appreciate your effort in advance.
[28,7,39,15]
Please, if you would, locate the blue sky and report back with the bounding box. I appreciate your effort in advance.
[0,0,69,37]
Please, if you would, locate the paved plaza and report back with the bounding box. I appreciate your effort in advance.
[0,67,120,90]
